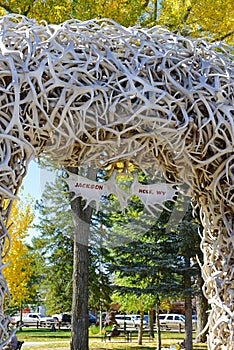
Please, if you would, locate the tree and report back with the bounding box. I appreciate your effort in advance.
[31,164,113,350]
[0,0,149,27]
[106,189,202,350]
[174,207,200,350]
[3,198,35,310]
[144,0,234,45]
[112,280,157,345]
[66,166,94,350]
[32,170,111,314]
[32,177,74,313]
[193,234,209,343]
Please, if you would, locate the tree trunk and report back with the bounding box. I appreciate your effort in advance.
[155,295,161,350]
[184,256,193,350]
[67,167,94,350]
[153,0,158,21]
[138,311,144,345]
[195,276,208,343]
[148,309,155,340]
[70,231,89,350]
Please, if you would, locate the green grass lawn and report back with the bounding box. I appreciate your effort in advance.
[15,328,207,350]
[17,328,71,342]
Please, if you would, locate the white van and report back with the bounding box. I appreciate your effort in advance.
[10,313,54,327]
[159,313,185,332]
[115,314,147,328]
[158,313,196,332]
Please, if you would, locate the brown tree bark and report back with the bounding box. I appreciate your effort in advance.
[137,311,144,345]
[67,167,94,350]
[195,276,209,343]
[155,295,161,350]
[184,256,193,350]
[148,309,155,340]
[70,230,89,350]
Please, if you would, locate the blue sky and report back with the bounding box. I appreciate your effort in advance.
[21,161,42,199]
[20,160,55,242]
[21,160,56,200]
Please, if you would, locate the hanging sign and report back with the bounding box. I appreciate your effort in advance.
[131,179,177,212]
[64,171,177,212]
[64,171,128,211]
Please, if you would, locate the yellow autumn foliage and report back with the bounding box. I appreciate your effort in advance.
[3,199,35,307]
[157,0,234,45]
[0,0,148,27]
[0,0,232,44]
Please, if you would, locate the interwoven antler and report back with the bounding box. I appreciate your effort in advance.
[0,13,233,348]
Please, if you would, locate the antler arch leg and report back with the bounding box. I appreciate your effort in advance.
[198,196,234,349]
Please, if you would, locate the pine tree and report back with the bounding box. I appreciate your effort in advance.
[104,186,202,349]
[32,171,111,314]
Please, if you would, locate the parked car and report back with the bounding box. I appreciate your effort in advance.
[88,313,97,326]
[144,315,149,324]
[115,314,148,328]
[52,313,71,329]
[159,313,185,332]
[52,312,97,327]
[11,313,54,328]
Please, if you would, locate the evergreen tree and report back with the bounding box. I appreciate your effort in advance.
[104,184,202,349]
[31,171,111,314]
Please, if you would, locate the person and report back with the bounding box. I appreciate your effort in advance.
[104,311,118,327]
[107,325,120,340]
[50,324,56,332]
[180,340,185,349]
[4,335,24,350]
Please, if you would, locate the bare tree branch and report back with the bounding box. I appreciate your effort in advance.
[212,29,234,42]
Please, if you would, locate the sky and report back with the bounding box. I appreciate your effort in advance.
[21,161,42,200]
[20,160,55,242]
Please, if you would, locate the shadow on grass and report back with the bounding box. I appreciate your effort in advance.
[17,328,70,340]
[91,348,155,350]
[89,338,207,350]
[16,329,207,350]
[90,344,207,350]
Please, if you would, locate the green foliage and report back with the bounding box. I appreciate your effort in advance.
[112,284,156,314]
[32,176,74,313]
[104,180,201,309]
[31,170,111,313]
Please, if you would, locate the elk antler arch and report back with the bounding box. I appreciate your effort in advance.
[0,14,233,349]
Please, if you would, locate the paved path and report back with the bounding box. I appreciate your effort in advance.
[22,341,68,348]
